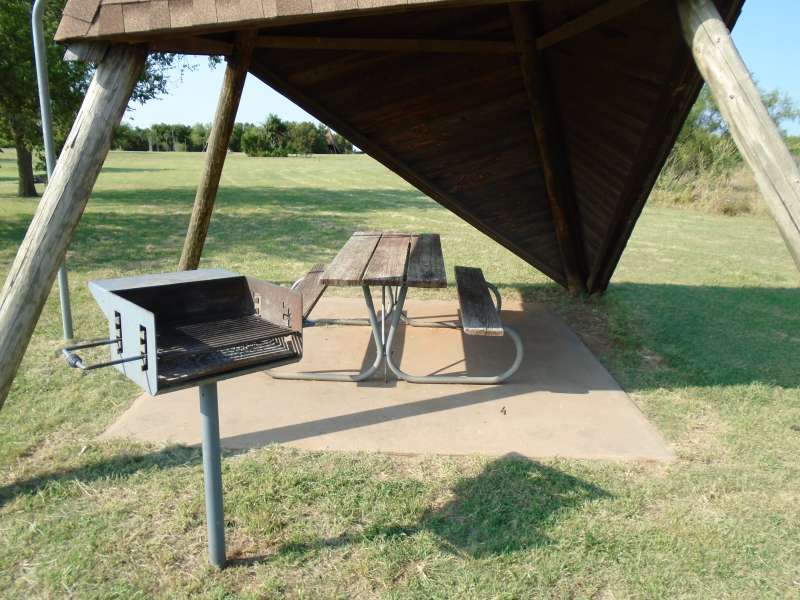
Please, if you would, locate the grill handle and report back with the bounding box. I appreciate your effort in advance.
[62,338,145,371]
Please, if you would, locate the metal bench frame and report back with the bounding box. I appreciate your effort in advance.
[385,283,524,384]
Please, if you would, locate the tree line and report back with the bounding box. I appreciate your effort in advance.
[113,115,353,156]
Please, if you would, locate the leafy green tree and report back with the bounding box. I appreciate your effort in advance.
[241,116,290,157]
[189,123,210,151]
[240,125,268,157]
[171,123,191,151]
[666,85,800,177]
[112,123,149,151]
[263,114,289,155]
[287,121,323,155]
[229,122,250,152]
[334,132,354,154]
[0,0,183,196]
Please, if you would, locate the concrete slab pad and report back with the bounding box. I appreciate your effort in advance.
[100,297,674,461]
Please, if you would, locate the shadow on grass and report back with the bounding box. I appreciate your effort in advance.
[0,445,203,509]
[231,454,610,565]
[100,167,173,173]
[86,185,432,211]
[0,186,438,272]
[513,282,800,391]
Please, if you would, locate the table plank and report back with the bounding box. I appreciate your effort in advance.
[362,234,411,285]
[406,234,447,288]
[321,232,381,286]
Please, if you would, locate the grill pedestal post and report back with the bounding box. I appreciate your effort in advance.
[199,382,226,568]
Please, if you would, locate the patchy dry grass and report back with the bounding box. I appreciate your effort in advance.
[1,150,799,598]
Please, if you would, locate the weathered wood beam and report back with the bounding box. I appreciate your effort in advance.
[0,45,146,410]
[248,59,569,287]
[536,0,651,50]
[254,35,518,55]
[149,37,234,57]
[179,31,256,271]
[510,4,587,294]
[678,0,800,271]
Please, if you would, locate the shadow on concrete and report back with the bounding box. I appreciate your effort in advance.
[228,453,611,566]
[221,383,527,448]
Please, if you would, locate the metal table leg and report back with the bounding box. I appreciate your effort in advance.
[381,286,388,382]
[266,285,385,382]
[199,382,226,568]
[385,286,524,384]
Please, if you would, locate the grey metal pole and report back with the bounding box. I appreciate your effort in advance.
[31,0,74,341]
[199,382,226,568]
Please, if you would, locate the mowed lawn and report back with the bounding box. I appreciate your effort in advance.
[0,150,799,599]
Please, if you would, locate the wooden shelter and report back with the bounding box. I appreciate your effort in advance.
[0,0,799,408]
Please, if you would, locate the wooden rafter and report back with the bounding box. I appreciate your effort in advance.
[536,0,652,50]
[149,36,233,56]
[254,35,518,54]
[247,56,569,287]
[141,0,654,62]
[509,4,587,293]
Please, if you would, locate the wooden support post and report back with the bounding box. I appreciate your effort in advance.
[179,31,256,271]
[0,45,145,410]
[678,0,800,270]
[510,4,588,294]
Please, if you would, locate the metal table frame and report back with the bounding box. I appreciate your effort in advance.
[270,281,524,384]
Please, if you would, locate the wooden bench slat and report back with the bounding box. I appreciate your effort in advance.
[406,234,447,288]
[362,234,410,286]
[295,263,327,319]
[321,231,381,286]
[455,266,503,336]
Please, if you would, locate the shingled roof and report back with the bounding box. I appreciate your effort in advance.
[55,0,746,293]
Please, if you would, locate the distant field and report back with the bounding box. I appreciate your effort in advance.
[0,150,798,598]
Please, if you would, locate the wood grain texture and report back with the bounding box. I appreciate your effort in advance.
[455,266,503,336]
[254,35,518,54]
[179,30,255,270]
[295,263,328,318]
[536,0,650,50]
[321,232,381,286]
[406,234,446,288]
[678,0,800,271]
[510,4,587,293]
[362,234,411,285]
[0,45,146,410]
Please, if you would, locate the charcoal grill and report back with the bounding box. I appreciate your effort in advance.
[64,269,303,568]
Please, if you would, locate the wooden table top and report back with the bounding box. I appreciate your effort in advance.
[321,232,447,288]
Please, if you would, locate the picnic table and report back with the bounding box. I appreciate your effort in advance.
[269,231,523,384]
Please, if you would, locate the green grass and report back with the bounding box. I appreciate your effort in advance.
[1,150,799,599]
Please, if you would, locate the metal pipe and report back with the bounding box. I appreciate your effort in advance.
[199,382,226,568]
[32,0,74,341]
[385,286,524,384]
[62,348,145,371]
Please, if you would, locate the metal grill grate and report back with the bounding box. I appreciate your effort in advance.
[157,314,301,385]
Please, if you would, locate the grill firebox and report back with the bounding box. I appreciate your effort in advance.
[84,269,302,395]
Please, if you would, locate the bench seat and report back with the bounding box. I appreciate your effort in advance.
[455,266,503,336]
